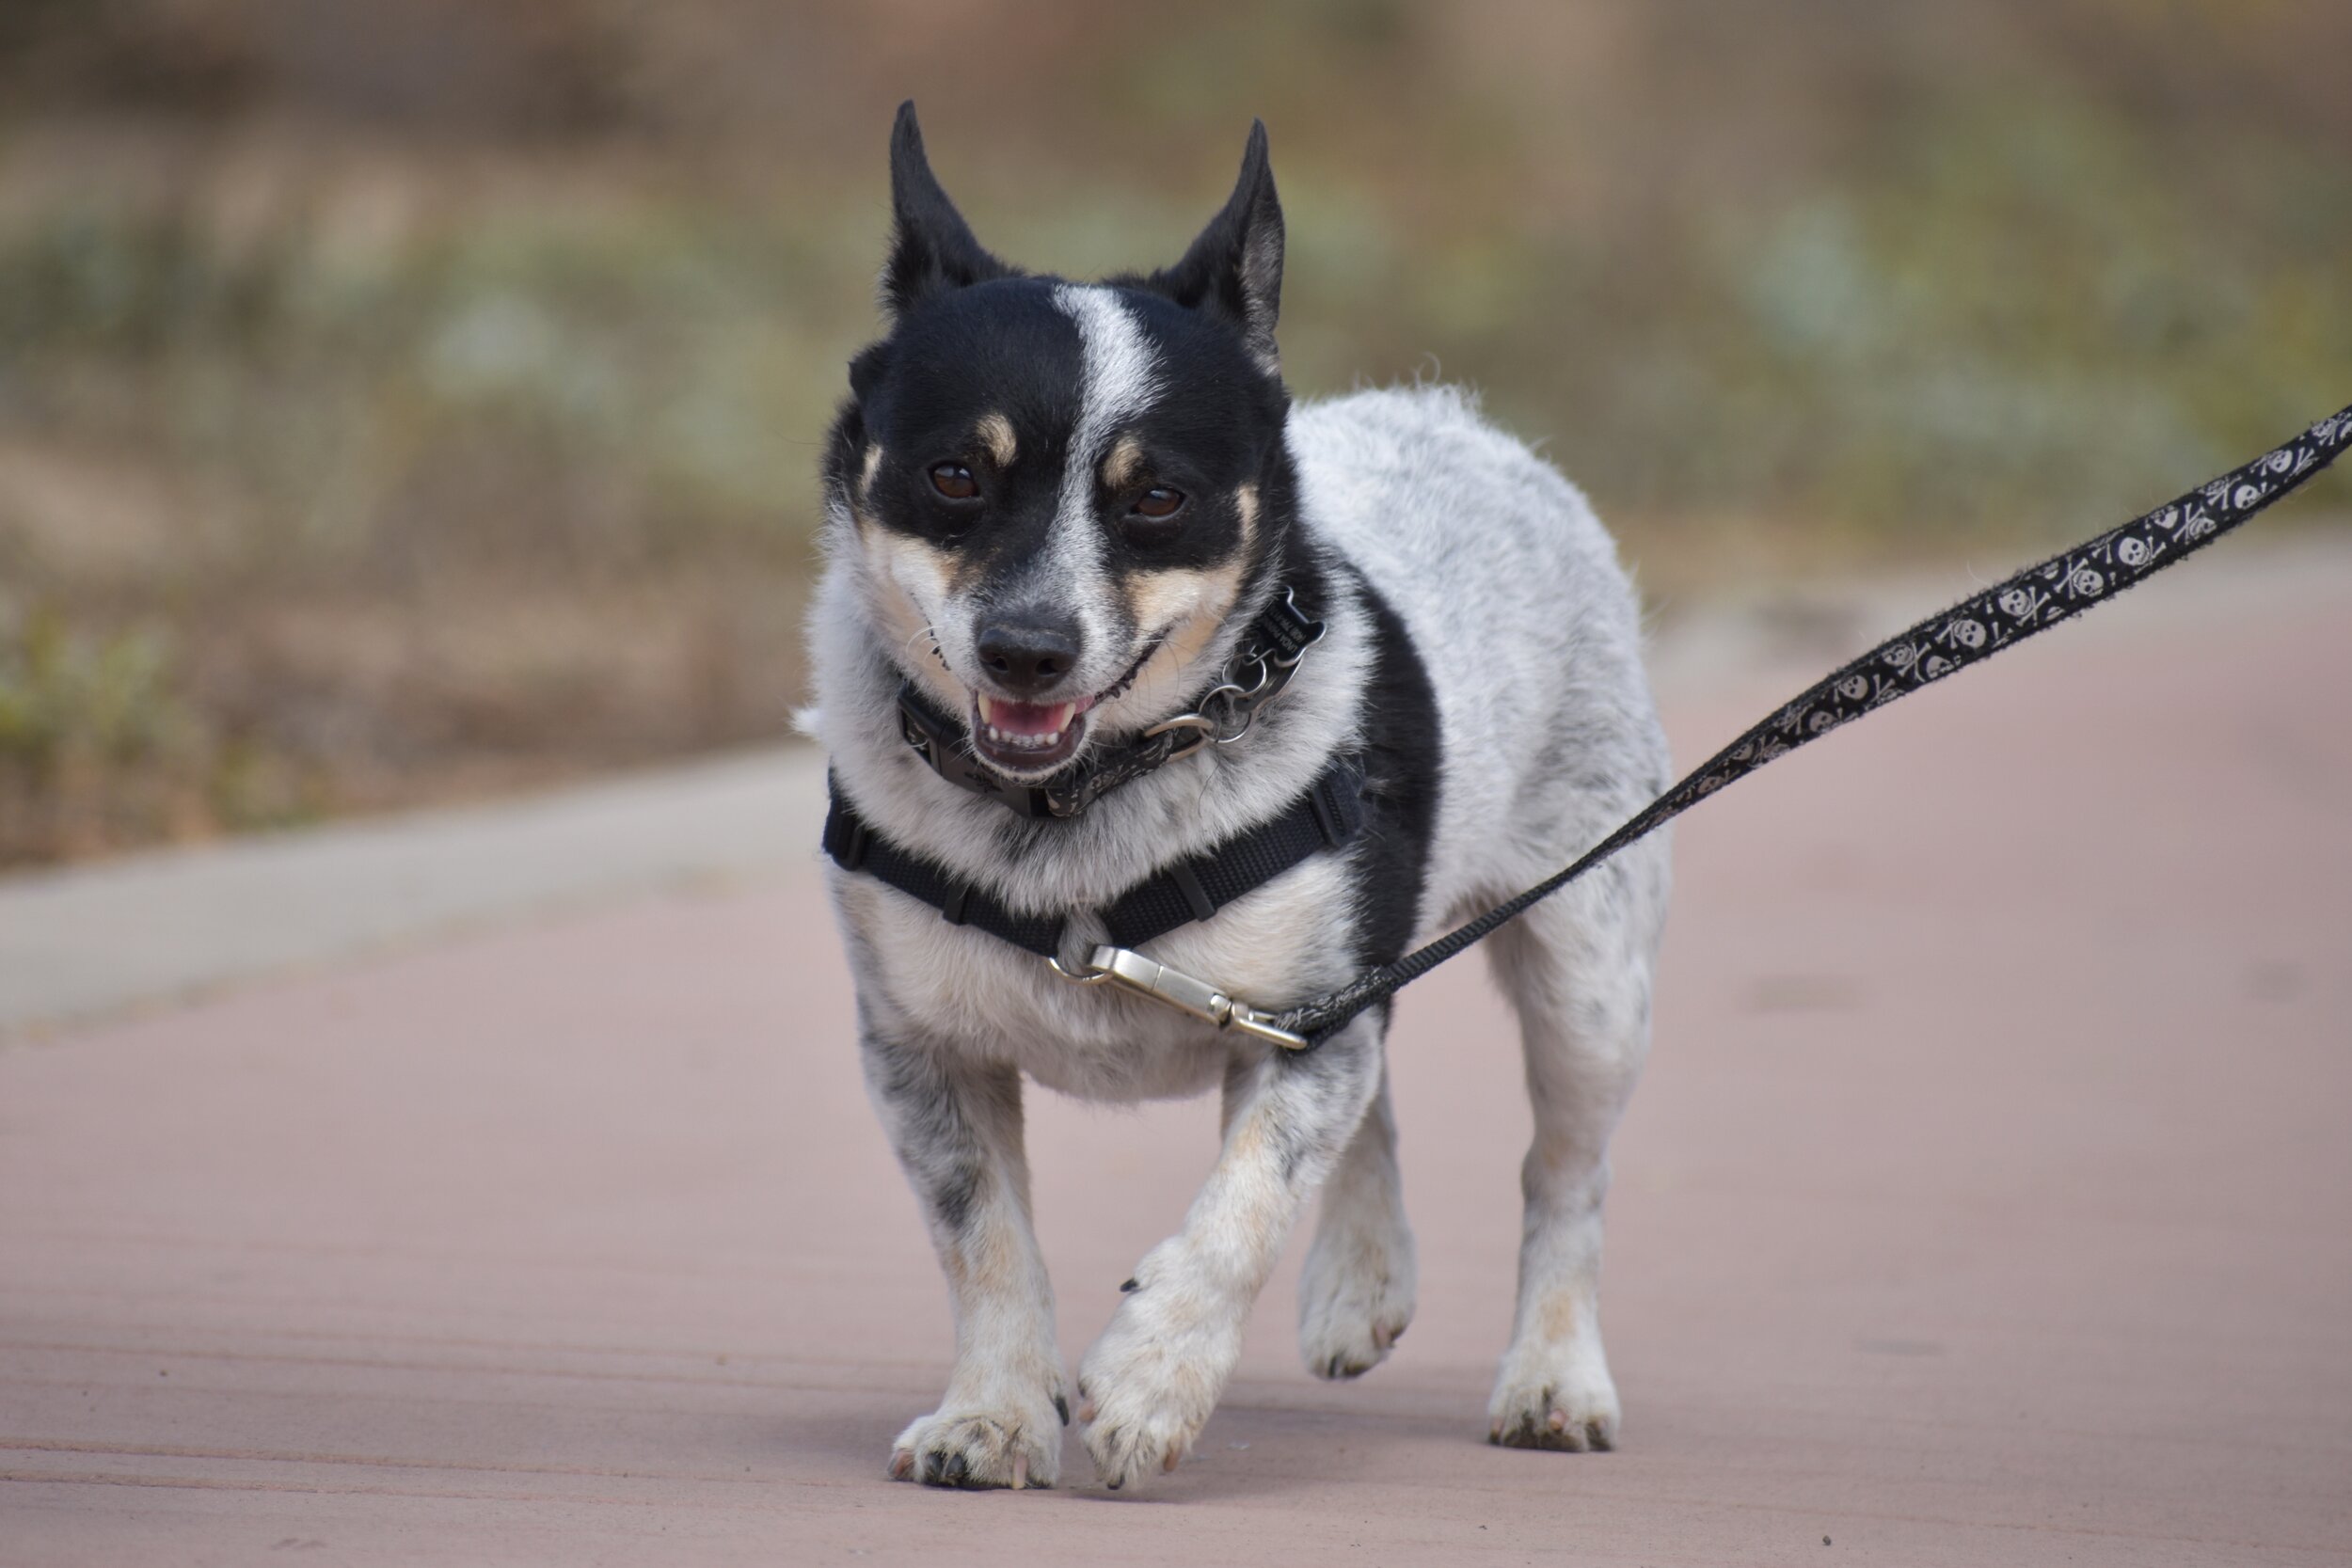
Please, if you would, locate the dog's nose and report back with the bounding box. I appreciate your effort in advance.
[976,618,1081,695]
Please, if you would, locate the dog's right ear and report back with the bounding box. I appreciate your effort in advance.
[882,101,1015,321]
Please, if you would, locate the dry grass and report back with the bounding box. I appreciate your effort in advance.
[2,0,2347,865]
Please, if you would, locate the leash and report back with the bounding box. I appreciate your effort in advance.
[828,404,2350,1052]
[1261,402,2352,1045]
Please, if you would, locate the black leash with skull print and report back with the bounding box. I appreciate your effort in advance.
[1263,402,2352,1046]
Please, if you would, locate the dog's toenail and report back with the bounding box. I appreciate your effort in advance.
[945,1452,969,1484]
[1548,1409,1567,1431]
[1119,1277,1138,1292]
[1055,1394,1070,1426]
[1163,1449,1180,1473]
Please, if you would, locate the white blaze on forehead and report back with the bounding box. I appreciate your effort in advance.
[1055,284,1161,466]
[1042,284,1161,661]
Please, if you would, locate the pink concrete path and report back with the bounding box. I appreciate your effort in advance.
[4,564,2350,1564]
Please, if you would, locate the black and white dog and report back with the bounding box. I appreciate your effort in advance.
[807,103,1671,1491]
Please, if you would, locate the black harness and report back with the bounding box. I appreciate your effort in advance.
[822,585,1365,976]
[822,757,1366,957]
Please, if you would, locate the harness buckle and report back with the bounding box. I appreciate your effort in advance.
[1047,944,1310,1051]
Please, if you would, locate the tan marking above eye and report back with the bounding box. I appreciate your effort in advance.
[975,413,1018,468]
[860,443,884,498]
[1101,433,1145,491]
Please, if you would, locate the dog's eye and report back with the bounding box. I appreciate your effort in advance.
[930,463,979,501]
[1129,487,1185,521]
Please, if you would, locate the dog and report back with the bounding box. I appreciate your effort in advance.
[805,102,1672,1491]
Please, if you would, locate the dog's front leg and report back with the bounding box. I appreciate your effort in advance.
[1077,1015,1384,1487]
[862,1025,1066,1489]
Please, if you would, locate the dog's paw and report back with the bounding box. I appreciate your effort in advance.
[1486,1344,1620,1452]
[1076,1260,1241,1489]
[888,1397,1065,1490]
[1297,1220,1415,1381]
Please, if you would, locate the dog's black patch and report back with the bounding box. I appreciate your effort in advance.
[1340,567,1445,971]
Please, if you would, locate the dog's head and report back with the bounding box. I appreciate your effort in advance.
[824,102,1293,784]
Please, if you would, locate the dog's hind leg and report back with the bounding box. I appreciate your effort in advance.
[1078,1016,1385,1488]
[862,1026,1067,1489]
[1295,1064,1416,1380]
[1480,841,1667,1451]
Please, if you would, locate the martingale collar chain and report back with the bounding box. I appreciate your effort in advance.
[896,587,1325,820]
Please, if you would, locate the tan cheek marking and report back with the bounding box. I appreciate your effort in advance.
[1101,433,1145,491]
[865,532,968,710]
[860,443,884,503]
[1121,561,1248,694]
[1234,482,1259,547]
[975,413,1017,469]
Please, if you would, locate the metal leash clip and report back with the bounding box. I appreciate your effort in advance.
[1048,945,1309,1050]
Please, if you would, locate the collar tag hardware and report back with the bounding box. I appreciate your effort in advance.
[1252,588,1325,667]
[1048,944,1310,1051]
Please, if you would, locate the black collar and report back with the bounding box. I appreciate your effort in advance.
[893,586,1325,821]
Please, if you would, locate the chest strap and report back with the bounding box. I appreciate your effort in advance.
[823,757,1367,958]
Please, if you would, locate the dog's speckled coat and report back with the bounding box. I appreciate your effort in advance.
[805,104,1671,1490]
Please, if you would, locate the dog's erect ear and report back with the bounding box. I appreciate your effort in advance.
[882,101,1015,321]
[1151,120,1284,373]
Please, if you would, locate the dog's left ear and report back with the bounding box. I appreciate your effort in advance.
[1150,120,1284,375]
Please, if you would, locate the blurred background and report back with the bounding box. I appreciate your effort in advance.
[1,0,2346,868]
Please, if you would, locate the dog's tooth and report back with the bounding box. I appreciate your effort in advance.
[1043,730,1060,746]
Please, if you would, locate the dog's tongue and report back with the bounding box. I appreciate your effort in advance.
[977,693,1082,736]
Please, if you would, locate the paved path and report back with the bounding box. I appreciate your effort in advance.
[4,544,2349,1564]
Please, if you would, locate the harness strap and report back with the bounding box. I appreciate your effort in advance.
[823,757,1368,957]
[822,792,1063,955]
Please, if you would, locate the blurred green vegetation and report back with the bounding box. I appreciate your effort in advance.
[0,0,2346,864]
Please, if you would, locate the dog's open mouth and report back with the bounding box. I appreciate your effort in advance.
[971,691,1093,773]
[965,637,1164,779]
